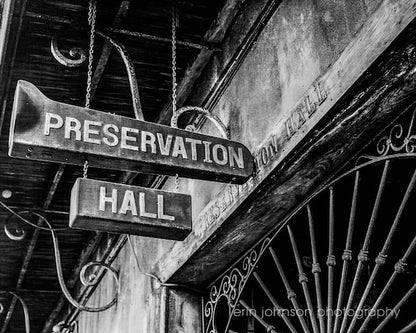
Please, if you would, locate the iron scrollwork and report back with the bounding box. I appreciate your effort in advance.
[0,204,120,313]
[204,238,271,333]
[359,109,416,162]
[203,105,416,333]
[50,29,143,120]
[50,36,87,67]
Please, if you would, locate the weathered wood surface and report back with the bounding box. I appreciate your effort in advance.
[70,178,192,240]
[9,81,253,183]
[154,0,416,286]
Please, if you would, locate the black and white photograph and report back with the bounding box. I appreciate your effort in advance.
[0,0,416,332]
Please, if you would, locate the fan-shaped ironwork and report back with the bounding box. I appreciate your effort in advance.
[204,109,416,333]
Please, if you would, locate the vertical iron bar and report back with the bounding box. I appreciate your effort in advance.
[358,233,416,333]
[347,167,416,333]
[239,300,278,333]
[373,281,416,333]
[269,247,311,333]
[333,171,360,333]
[307,204,326,333]
[253,272,298,333]
[288,226,320,333]
[327,187,336,333]
[339,160,390,333]
[398,318,416,333]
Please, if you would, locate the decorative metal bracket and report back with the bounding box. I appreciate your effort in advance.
[358,109,416,163]
[0,203,120,313]
[50,30,143,120]
[171,106,230,139]
[50,36,86,67]
[203,238,271,333]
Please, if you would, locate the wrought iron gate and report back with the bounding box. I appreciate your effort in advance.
[203,108,416,333]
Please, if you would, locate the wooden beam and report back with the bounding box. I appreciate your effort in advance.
[0,0,26,137]
[0,0,16,80]
[153,0,416,286]
[107,28,217,50]
[1,164,65,333]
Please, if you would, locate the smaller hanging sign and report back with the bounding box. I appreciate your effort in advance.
[70,178,192,240]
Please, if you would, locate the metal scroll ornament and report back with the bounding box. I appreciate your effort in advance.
[50,37,87,67]
[204,238,271,333]
[0,206,120,313]
[360,109,416,161]
[50,30,143,121]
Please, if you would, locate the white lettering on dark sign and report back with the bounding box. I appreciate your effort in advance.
[69,178,192,240]
[43,112,245,169]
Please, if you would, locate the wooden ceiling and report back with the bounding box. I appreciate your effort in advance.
[0,0,228,332]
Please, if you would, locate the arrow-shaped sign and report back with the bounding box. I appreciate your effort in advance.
[9,81,253,183]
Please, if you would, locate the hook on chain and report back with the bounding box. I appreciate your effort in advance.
[83,160,89,179]
[170,106,230,140]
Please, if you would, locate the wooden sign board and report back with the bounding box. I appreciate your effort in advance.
[70,178,192,240]
[9,81,253,184]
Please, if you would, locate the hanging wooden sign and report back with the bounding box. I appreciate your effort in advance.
[9,81,253,183]
[70,178,192,240]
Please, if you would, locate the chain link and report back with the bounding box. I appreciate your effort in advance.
[83,160,89,179]
[172,4,180,192]
[175,173,180,192]
[171,4,178,115]
[85,0,97,108]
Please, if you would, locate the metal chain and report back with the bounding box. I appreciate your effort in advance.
[83,160,89,179]
[85,0,97,108]
[172,4,180,192]
[82,0,95,181]
[175,174,180,192]
[171,3,178,114]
